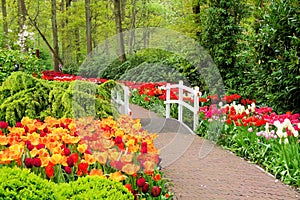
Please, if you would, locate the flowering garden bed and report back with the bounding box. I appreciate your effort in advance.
[0,72,173,200]
[0,115,172,199]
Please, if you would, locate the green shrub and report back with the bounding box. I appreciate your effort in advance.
[98,49,204,87]
[0,167,134,199]
[119,62,183,83]
[0,72,118,125]
[0,167,58,200]
[0,49,46,83]
[225,0,300,114]
[57,176,134,200]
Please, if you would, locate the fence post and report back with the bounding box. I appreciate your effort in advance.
[193,86,200,131]
[166,83,170,118]
[116,90,121,113]
[178,80,183,122]
[124,86,130,115]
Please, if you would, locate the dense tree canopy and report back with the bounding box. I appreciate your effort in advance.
[0,0,299,113]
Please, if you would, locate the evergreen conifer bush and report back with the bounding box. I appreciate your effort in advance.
[0,72,118,125]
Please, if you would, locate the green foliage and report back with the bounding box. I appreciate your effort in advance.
[100,49,204,87]
[199,0,250,78]
[0,72,118,125]
[226,0,300,113]
[0,49,45,83]
[57,176,134,200]
[0,167,134,200]
[0,167,58,200]
[120,62,183,83]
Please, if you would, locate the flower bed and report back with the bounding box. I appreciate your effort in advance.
[198,95,300,189]
[0,115,173,199]
[42,70,108,84]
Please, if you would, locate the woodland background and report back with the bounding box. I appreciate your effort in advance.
[0,0,299,113]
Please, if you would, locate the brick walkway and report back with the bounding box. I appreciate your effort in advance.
[130,104,300,200]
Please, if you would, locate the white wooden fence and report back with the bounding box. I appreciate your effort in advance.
[163,80,201,131]
[111,84,131,115]
[113,81,201,131]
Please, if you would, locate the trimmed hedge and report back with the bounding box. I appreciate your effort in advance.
[0,167,134,200]
[57,176,134,200]
[0,167,58,200]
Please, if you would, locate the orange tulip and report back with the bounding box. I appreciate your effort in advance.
[50,154,67,166]
[62,134,80,144]
[94,151,108,165]
[24,132,40,145]
[121,163,140,175]
[120,153,133,163]
[101,139,115,149]
[153,173,161,181]
[143,160,156,175]
[50,145,64,155]
[77,143,88,153]
[44,116,60,127]
[39,149,50,157]
[89,169,103,177]
[83,153,96,165]
[0,135,9,145]
[7,127,25,136]
[40,157,50,167]
[9,144,24,154]
[21,117,34,126]
[29,148,39,157]
[109,171,126,182]
[67,123,77,133]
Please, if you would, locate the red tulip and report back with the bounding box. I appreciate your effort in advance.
[136,177,146,187]
[151,186,161,197]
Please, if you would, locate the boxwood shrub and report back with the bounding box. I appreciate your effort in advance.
[57,176,134,200]
[0,167,58,200]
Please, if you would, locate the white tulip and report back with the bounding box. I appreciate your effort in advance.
[293,130,299,137]
[284,138,289,144]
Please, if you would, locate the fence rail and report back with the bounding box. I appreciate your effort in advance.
[111,84,131,115]
[163,80,201,131]
[114,81,201,131]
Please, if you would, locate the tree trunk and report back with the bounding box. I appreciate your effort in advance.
[17,0,27,51]
[128,0,136,53]
[61,0,66,62]
[18,0,27,30]
[85,0,92,54]
[73,0,81,64]
[113,0,126,62]
[142,0,149,48]
[51,0,60,71]
[121,0,126,21]
[15,0,63,65]
[75,28,80,64]
[65,0,72,65]
[192,0,200,37]
[1,0,8,48]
